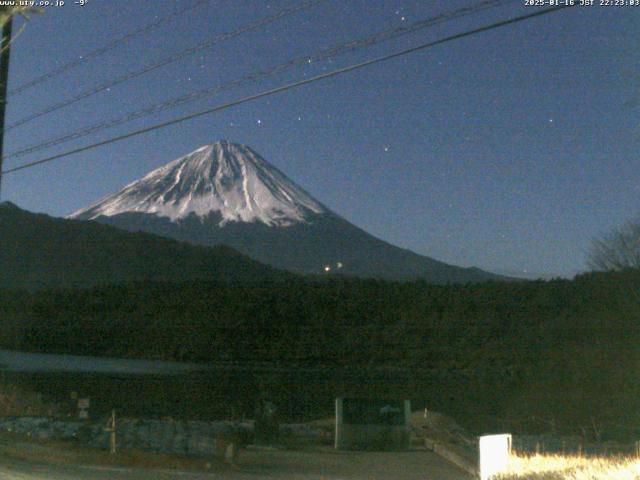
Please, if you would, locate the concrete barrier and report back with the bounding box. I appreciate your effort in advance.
[478,434,511,480]
[424,433,513,479]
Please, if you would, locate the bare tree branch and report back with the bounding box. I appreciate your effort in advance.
[587,218,640,271]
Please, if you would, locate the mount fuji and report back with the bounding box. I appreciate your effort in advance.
[70,141,501,283]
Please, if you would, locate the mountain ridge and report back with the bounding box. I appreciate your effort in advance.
[71,141,505,283]
[0,202,290,290]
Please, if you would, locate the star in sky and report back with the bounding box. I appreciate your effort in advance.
[5,0,632,279]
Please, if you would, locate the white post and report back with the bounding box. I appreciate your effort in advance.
[334,398,343,450]
[478,434,512,480]
[403,400,411,449]
[104,409,117,454]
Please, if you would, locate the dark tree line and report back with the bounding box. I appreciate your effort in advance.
[1,269,639,437]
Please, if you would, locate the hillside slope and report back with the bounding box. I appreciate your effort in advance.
[0,202,288,290]
[71,141,504,283]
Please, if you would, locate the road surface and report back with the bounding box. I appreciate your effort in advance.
[0,447,473,479]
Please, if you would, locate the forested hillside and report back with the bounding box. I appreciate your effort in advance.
[2,269,638,437]
[0,202,289,290]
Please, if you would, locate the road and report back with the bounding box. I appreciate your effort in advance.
[0,447,473,479]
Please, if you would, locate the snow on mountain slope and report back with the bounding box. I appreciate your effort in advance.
[70,141,326,226]
[68,141,505,282]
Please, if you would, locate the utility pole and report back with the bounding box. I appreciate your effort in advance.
[0,14,13,200]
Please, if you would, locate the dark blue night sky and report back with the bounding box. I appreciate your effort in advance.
[2,0,638,278]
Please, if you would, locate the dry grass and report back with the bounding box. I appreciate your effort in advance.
[497,453,640,480]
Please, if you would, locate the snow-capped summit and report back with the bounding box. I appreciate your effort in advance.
[70,141,325,227]
[70,141,503,283]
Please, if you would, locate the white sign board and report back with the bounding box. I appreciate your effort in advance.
[479,434,512,480]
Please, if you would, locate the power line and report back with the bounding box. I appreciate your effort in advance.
[1,4,575,177]
[5,0,516,162]
[9,0,212,96]
[2,0,326,132]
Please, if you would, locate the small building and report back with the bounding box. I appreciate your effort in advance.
[335,397,411,450]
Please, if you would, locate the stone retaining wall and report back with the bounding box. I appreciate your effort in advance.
[0,416,252,456]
